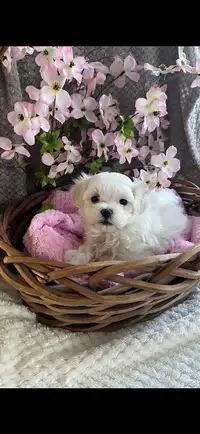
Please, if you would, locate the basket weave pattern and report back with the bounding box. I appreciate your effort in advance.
[0,179,200,331]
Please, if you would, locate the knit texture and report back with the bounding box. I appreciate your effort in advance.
[0,279,200,388]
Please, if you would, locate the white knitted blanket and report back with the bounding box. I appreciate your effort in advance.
[0,279,200,388]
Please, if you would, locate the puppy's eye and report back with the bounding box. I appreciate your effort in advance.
[120,199,128,206]
[91,196,99,203]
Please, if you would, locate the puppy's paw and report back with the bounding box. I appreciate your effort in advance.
[64,249,90,266]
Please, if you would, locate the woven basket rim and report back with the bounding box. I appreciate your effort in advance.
[0,177,200,332]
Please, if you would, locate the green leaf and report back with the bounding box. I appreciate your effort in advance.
[52,129,61,141]
[41,179,48,188]
[14,162,29,168]
[120,116,134,141]
[86,157,105,173]
[48,179,56,187]
[39,204,53,213]
[78,118,91,131]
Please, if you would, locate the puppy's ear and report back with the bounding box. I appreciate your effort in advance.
[70,173,91,208]
[131,179,149,214]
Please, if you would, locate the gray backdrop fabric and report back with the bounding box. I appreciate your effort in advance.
[0,46,200,210]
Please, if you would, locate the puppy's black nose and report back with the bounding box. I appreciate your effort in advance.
[101,209,113,219]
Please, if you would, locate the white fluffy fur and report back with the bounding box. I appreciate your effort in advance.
[64,172,189,265]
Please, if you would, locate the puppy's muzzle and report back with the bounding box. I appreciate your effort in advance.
[100,208,113,225]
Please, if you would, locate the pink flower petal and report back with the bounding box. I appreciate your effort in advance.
[71,94,83,109]
[139,146,149,159]
[35,52,51,67]
[110,57,124,77]
[166,145,177,160]
[48,165,58,179]
[196,59,200,74]
[84,97,97,111]
[96,72,106,85]
[56,89,71,110]
[91,61,109,74]
[41,86,55,105]
[104,133,115,147]
[54,110,65,124]
[41,152,55,166]
[1,150,15,160]
[62,46,73,63]
[15,145,30,157]
[191,77,200,88]
[124,55,136,72]
[7,111,18,126]
[40,117,50,132]
[14,102,26,115]
[85,111,97,123]
[34,101,49,117]
[62,136,71,148]
[23,129,35,146]
[71,109,84,119]
[72,70,83,84]
[135,98,148,113]
[0,137,12,150]
[151,154,165,168]
[57,161,68,172]
[92,129,104,144]
[41,65,59,84]
[119,155,126,164]
[31,117,41,130]
[170,158,180,173]
[125,70,140,82]
[26,85,40,101]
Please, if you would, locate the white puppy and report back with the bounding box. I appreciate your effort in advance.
[64,172,189,265]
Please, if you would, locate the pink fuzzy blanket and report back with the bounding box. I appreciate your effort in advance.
[23,189,200,263]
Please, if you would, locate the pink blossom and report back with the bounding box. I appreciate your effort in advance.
[56,141,82,175]
[99,94,119,130]
[26,85,41,101]
[144,63,176,76]
[90,62,109,75]
[26,85,70,125]
[18,46,34,55]
[116,138,138,164]
[34,47,56,66]
[155,171,171,188]
[55,46,86,84]
[85,71,107,97]
[92,129,115,160]
[191,59,200,88]
[40,65,71,111]
[151,145,180,177]
[0,137,30,160]
[174,47,195,74]
[160,118,170,130]
[8,102,39,146]
[135,87,167,134]
[139,134,161,159]
[11,46,34,61]
[140,169,156,186]
[48,165,58,179]
[140,169,170,189]
[71,94,98,123]
[110,55,140,88]
[41,152,55,166]
[83,61,108,96]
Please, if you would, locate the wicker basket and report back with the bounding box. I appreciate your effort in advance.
[0,178,200,332]
[0,47,9,59]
